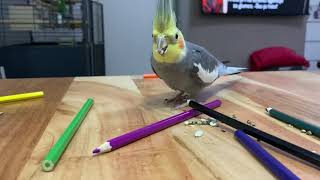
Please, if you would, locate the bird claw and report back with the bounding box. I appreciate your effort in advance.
[164,98,173,103]
[164,92,190,109]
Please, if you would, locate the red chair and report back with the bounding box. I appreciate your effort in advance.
[249,47,310,71]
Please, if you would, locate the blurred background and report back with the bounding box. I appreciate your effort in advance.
[0,0,319,78]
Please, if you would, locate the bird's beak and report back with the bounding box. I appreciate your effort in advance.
[157,36,168,56]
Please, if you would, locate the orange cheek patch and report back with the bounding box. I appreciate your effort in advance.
[179,39,185,49]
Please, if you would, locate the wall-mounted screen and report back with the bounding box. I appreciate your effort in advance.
[201,0,309,15]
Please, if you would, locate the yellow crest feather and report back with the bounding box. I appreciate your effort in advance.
[154,0,176,32]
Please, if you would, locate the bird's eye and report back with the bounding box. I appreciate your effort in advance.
[175,33,179,40]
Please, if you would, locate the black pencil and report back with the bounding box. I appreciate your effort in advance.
[188,100,320,167]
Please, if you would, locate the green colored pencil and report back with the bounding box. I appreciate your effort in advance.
[42,98,94,172]
[266,107,320,138]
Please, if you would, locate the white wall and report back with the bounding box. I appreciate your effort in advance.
[305,0,320,70]
[104,0,156,75]
[177,0,307,68]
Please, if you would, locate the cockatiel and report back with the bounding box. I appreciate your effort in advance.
[151,0,246,103]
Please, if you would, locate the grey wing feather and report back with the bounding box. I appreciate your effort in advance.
[187,42,246,81]
[187,42,221,84]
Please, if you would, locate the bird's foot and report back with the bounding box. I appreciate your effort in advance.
[164,92,190,109]
[164,92,183,104]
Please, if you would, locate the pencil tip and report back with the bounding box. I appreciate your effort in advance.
[92,148,100,154]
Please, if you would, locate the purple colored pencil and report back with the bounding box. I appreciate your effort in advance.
[93,99,222,155]
[235,130,299,180]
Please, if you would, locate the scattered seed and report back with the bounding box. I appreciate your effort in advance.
[232,115,237,119]
[301,129,307,133]
[209,122,218,127]
[307,131,313,135]
[209,118,218,123]
[246,120,256,127]
[202,119,211,125]
[247,120,252,124]
[194,130,204,137]
[221,129,226,132]
[288,124,293,128]
[184,118,219,127]
[200,118,208,122]
[0,112,3,116]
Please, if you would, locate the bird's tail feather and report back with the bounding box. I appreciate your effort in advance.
[219,65,247,76]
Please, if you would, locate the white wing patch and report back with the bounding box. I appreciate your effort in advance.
[193,63,218,83]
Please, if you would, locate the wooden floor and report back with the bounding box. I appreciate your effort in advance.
[0,72,319,180]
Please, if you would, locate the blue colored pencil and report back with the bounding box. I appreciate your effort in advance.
[235,130,300,180]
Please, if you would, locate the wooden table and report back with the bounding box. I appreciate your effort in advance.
[0,71,319,180]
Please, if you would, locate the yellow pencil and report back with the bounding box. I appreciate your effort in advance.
[0,91,44,103]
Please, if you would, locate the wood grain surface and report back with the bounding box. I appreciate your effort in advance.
[0,78,73,180]
[1,71,319,180]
